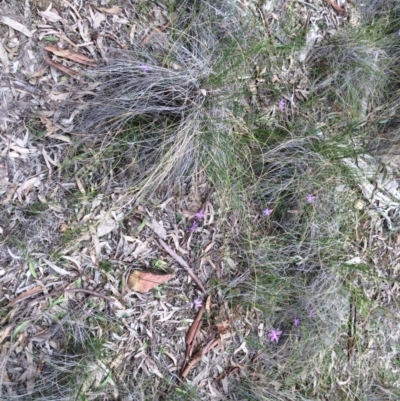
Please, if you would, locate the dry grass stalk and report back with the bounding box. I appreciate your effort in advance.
[158,239,206,292]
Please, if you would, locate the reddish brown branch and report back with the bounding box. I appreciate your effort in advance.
[323,0,346,15]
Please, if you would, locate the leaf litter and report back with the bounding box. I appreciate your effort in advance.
[0,0,399,399]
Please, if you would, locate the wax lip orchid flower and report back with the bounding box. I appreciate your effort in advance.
[194,298,202,311]
[195,210,204,219]
[139,64,149,72]
[189,220,198,232]
[268,329,283,343]
[306,194,317,203]
[279,98,286,111]
[263,208,273,217]
[189,209,205,232]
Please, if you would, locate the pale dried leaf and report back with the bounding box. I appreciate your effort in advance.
[98,6,123,14]
[43,258,75,276]
[0,39,9,73]
[128,270,174,293]
[9,143,37,154]
[49,134,72,143]
[146,219,167,240]
[75,175,85,194]
[92,12,107,29]
[0,16,34,37]
[15,177,40,201]
[132,238,150,258]
[39,9,63,23]
[97,218,117,237]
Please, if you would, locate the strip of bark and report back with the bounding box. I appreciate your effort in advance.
[180,336,221,379]
[185,305,204,346]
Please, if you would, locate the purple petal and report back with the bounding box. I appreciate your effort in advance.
[263,208,273,217]
[306,194,316,203]
[195,210,205,219]
[190,220,198,232]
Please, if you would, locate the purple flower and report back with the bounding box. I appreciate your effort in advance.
[294,317,300,327]
[189,220,198,232]
[306,194,317,203]
[194,297,202,311]
[309,309,314,318]
[195,210,205,220]
[268,329,283,343]
[279,98,286,111]
[139,64,149,72]
[263,208,273,217]
[398,29,400,36]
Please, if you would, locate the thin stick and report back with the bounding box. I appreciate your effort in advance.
[142,15,178,44]
[158,239,206,292]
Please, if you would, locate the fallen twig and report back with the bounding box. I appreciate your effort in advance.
[142,15,178,44]
[158,239,206,292]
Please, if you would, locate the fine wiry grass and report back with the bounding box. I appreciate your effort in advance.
[2,0,400,400]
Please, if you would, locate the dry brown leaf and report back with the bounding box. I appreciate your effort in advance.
[323,0,346,15]
[98,6,123,14]
[59,223,68,233]
[44,56,82,80]
[40,116,56,136]
[128,270,174,293]
[0,16,34,37]
[45,45,98,66]
[213,321,230,334]
[8,286,43,306]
